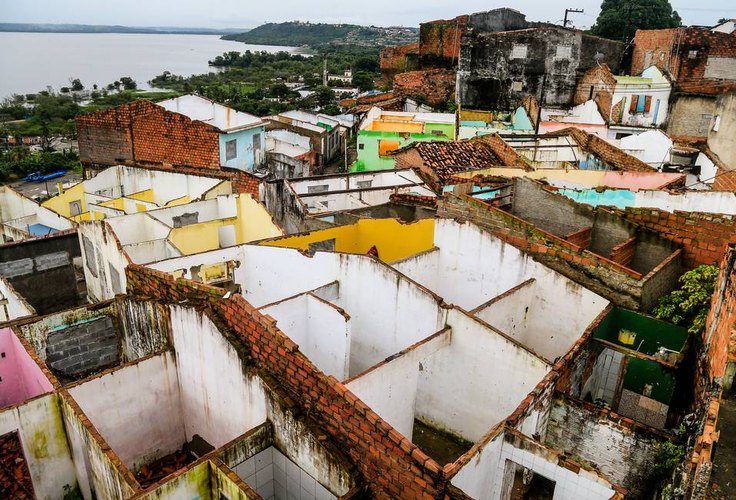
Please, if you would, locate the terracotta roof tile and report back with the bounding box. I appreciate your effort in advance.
[0,431,34,499]
[393,135,529,184]
[542,127,655,172]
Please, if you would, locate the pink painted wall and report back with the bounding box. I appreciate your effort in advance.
[599,171,685,190]
[540,122,609,138]
[0,328,53,408]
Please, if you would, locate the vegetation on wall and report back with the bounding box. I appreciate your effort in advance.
[653,264,719,334]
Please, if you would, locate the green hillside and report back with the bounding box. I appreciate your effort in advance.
[222,21,417,48]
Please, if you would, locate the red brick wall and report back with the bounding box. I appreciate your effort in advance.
[230,170,261,200]
[620,208,736,269]
[393,69,457,107]
[77,104,136,167]
[574,66,616,122]
[76,100,221,170]
[418,16,469,68]
[380,43,420,79]
[632,28,736,94]
[565,227,592,249]
[631,29,678,77]
[125,265,452,499]
[609,236,637,267]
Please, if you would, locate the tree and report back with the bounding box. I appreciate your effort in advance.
[70,78,84,91]
[313,86,336,107]
[352,56,379,74]
[590,0,682,42]
[653,265,719,334]
[119,77,137,90]
[351,72,375,92]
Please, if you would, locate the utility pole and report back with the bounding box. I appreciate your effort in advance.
[533,74,547,166]
[563,8,584,28]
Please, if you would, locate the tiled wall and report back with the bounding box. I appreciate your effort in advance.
[585,348,623,404]
[233,446,336,500]
[497,443,614,500]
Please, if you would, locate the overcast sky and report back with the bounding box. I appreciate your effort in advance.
[2,0,733,31]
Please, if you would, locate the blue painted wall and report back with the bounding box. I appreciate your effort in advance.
[219,125,266,172]
[559,188,637,209]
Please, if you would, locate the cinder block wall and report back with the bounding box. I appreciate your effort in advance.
[45,316,118,380]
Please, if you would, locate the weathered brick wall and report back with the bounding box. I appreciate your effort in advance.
[620,208,736,269]
[45,316,118,380]
[77,107,134,167]
[230,170,262,200]
[631,28,678,77]
[545,395,665,498]
[418,16,469,68]
[125,265,454,499]
[632,28,736,94]
[129,101,221,169]
[380,43,420,80]
[76,100,221,170]
[393,69,457,107]
[574,65,616,121]
[566,227,592,249]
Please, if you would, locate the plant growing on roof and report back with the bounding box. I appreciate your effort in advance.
[653,265,719,334]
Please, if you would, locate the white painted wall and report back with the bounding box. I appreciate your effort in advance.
[83,165,226,208]
[0,394,78,500]
[450,432,504,499]
[416,309,550,442]
[302,185,435,214]
[288,169,426,195]
[611,67,671,128]
[334,254,447,376]
[237,246,338,307]
[394,219,538,310]
[542,101,606,125]
[0,276,35,321]
[170,306,268,448]
[345,329,451,439]
[619,130,673,168]
[78,221,131,301]
[106,213,170,246]
[68,352,186,470]
[260,293,351,380]
[475,274,607,361]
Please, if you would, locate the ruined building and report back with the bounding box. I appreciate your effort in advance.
[457,27,625,110]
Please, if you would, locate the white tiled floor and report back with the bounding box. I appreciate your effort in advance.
[233,446,335,500]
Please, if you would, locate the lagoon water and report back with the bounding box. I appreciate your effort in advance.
[0,32,300,99]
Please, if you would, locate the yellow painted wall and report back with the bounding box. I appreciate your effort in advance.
[168,195,282,255]
[369,121,425,133]
[42,181,87,218]
[164,195,192,208]
[169,220,224,255]
[127,189,154,202]
[260,218,435,263]
[235,195,283,243]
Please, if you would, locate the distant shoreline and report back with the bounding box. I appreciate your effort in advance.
[0,23,248,36]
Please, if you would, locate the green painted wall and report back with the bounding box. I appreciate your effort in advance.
[352,124,456,172]
[623,357,675,403]
[593,307,689,357]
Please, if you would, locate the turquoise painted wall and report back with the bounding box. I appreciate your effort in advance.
[352,126,455,172]
[219,125,266,172]
[559,188,637,209]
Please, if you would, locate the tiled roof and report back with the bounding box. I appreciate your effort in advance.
[394,135,529,183]
[0,431,34,499]
[543,127,655,172]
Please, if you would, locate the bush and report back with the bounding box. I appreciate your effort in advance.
[653,265,719,334]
